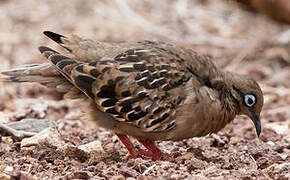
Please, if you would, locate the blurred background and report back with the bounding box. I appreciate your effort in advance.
[0,0,289,179]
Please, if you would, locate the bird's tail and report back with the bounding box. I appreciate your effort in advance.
[0,31,87,99]
[0,59,82,99]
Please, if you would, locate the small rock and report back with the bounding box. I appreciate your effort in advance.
[1,136,13,144]
[21,127,65,148]
[87,151,112,165]
[176,152,194,164]
[280,154,288,161]
[211,134,227,147]
[187,157,207,171]
[8,119,55,133]
[4,166,13,172]
[204,166,218,176]
[78,140,103,153]
[61,145,88,162]
[266,141,275,146]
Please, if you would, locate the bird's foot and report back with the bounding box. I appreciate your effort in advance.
[137,149,181,161]
[116,133,181,161]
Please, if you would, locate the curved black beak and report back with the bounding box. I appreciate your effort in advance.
[251,113,261,137]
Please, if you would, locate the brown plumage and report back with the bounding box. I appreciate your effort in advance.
[0,31,264,160]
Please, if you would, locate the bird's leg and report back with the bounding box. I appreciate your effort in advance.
[115,133,139,160]
[137,139,181,160]
[116,134,181,161]
[137,139,162,160]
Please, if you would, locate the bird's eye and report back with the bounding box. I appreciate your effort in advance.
[244,94,256,107]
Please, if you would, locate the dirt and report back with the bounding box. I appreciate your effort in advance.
[0,0,289,179]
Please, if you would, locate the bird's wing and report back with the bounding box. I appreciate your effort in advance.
[44,44,194,133]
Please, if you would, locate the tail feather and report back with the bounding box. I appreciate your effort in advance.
[0,32,89,99]
[43,31,72,52]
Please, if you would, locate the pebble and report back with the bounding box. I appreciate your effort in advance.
[8,118,55,133]
[266,141,275,146]
[21,127,65,148]
[78,140,103,153]
[1,137,13,144]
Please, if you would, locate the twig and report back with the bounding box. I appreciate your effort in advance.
[142,164,156,176]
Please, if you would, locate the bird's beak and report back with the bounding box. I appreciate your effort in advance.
[250,112,261,137]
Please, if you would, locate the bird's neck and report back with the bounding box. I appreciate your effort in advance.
[218,72,240,120]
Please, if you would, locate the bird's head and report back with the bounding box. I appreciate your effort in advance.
[210,72,264,136]
[226,73,264,137]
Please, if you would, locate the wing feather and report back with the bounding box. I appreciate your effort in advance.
[47,44,192,132]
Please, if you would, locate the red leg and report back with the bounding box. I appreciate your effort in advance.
[115,133,138,160]
[137,139,181,160]
[116,134,181,161]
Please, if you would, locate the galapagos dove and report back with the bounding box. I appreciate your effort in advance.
[0,31,263,160]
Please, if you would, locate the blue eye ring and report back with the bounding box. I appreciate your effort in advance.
[244,94,256,107]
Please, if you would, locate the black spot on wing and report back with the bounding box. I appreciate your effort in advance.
[101,98,118,107]
[121,90,131,97]
[128,111,148,121]
[166,122,176,130]
[151,78,166,88]
[119,67,136,72]
[75,65,84,72]
[137,78,148,87]
[90,69,101,77]
[149,112,170,127]
[138,92,148,98]
[89,62,97,66]
[43,31,64,44]
[50,55,71,65]
[118,97,139,107]
[141,70,150,77]
[97,85,117,98]
[153,107,163,115]
[147,66,155,72]
[57,60,76,70]
[75,75,94,90]
[162,84,171,91]
[120,105,132,113]
[74,75,95,98]
[38,46,59,54]
[133,63,146,71]
[105,107,119,115]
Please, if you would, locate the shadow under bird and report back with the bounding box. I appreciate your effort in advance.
[0,31,264,160]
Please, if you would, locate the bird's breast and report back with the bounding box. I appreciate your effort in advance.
[165,87,236,140]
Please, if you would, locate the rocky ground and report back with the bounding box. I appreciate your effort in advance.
[0,0,289,179]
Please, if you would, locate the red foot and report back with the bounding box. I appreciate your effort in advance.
[137,139,181,160]
[115,133,138,160]
[137,149,181,160]
[115,133,181,161]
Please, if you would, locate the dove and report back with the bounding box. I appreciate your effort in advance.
[0,31,263,160]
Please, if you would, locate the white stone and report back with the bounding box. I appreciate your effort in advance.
[21,127,65,148]
[78,140,103,153]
